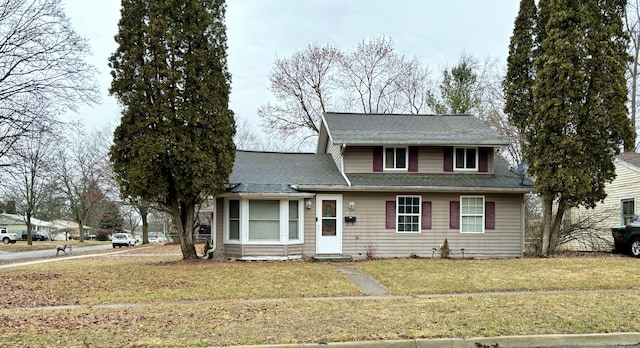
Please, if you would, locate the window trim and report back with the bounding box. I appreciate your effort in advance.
[396,195,422,234]
[460,195,485,234]
[454,147,478,171]
[621,197,636,225]
[384,147,409,171]
[224,197,304,245]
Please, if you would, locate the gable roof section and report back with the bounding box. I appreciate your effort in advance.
[228,151,348,193]
[616,152,640,173]
[317,112,510,151]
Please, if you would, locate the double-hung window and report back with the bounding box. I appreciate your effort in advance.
[228,199,240,241]
[622,198,636,225]
[385,147,407,170]
[455,148,477,170]
[461,196,484,233]
[397,196,421,233]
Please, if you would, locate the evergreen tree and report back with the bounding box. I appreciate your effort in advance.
[428,55,482,114]
[99,203,124,235]
[504,0,635,255]
[109,0,236,259]
[503,0,536,139]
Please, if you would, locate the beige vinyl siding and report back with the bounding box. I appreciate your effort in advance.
[303,198,316,255]
[567,161,640,250]
[337,192,524,259]
[212,198,225,258]
[327,142,343,171]
[237,245,303,258]
[343,147,373,173]
[342,146,490,174]
[419,147,444,173]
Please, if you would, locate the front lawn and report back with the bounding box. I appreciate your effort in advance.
[0,248,638,347]
[353,256,640,294]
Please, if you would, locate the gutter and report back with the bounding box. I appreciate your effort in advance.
[340,143,352,187]
[295,184,534,194]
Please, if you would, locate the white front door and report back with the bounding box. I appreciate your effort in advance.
[316,194,342,254]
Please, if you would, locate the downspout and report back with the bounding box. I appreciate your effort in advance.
[340,143,352,187]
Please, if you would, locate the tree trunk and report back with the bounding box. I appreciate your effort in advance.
[170,197,198,259]
[540,197,553,256]
[141,207,149,244]
[540,196,567,256]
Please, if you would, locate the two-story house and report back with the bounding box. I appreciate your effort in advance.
[207,112,533,260]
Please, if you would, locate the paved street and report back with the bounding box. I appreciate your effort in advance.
[0,243,113,262]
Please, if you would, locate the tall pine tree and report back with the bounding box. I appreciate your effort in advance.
[503,0,536,145]
[109,0,236,259]
[505,0,634,255]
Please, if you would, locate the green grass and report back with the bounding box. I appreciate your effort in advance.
[1,248,639,347]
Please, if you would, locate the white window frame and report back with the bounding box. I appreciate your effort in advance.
[224,197,304,245]
[454,147,478,171]
[224,198,241,244]
[384,147,408,171]
[460,195,485,234]
[621,197,636,225]
[396,195,421,233]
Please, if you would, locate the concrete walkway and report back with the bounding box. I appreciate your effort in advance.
[333,264,389,295]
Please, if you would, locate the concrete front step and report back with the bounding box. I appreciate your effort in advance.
[313,254,352,262]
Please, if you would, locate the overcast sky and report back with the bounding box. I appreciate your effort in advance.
[60,0,521,135]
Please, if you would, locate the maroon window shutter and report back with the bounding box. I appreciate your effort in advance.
[478,147,490,172]
[443,147,453,172]
[373,147,383,172]
[408,146,419,172]
[385,200,396,229]
[450,201,460,229]
[485,201,495,229]
[421,201,432,229]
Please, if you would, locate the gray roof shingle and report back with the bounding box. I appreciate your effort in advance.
[617,152,640,169]
[323,112,510,146]
[228,151,347,193]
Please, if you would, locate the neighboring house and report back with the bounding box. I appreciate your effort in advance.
[50,220,94,240]
[204,113,533,260]
[0,213,54,235]
[566,152,640,251]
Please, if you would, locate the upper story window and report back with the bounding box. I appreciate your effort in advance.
[385,147,407,170]
[455,147,477,170]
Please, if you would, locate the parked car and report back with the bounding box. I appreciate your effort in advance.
[1,229,17,244]
[612,217,640,257]
[16,230,48,241]
[112,233,137,248]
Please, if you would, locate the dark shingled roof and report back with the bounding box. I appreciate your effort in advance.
[342,156,533,192]
[617,152,640,169]
[228,151,347,193]
[323,112,510,146]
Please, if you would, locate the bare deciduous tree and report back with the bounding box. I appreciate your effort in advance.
[0,0,99,159]
[0,121,59,244]
[340,37,417,114]
[259,37,436,148]
[258,43,341,147]
[625,0,640,151]
[57,124,113,242]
